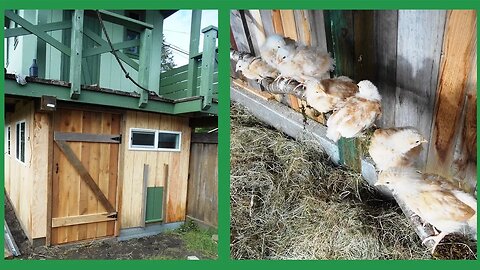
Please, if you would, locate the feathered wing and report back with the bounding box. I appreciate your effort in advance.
[331,98,381,139]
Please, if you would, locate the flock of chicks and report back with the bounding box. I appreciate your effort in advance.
[235,34,477,255]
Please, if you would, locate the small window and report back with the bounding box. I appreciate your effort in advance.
[16,121,26,163]
[157,131,181,151]
[6,126,11,155]
[129,128,181,151]
[130,129,156,149]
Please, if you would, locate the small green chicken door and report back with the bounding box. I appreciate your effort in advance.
[145,187,164,223]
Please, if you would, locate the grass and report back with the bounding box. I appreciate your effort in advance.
[176,220,218,259]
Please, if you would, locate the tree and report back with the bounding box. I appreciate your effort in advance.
[161,36,175,72]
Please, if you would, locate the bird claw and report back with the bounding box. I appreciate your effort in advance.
[422,231,447,255]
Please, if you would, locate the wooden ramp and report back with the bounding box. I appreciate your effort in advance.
[4,220,20,259]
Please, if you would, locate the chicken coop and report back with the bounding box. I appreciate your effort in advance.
[4,9,218,246]
[230,9,476,253]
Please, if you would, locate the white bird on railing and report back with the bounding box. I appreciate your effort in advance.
[15,73,27,85]
[235,57,279,81]
[260,34,297,68]
[326,80,382,142]
[375,167,477,254]
[304,76,358,113]
[369,127,428,171]
[276,44,334,83]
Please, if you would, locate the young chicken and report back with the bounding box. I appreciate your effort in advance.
[375,167,477,254]
[276,44,334,82]
[326,80,382,142]
[259,34,297,68]
[369,127,428,171]
[235,57,279,81]
[304,76,358,113]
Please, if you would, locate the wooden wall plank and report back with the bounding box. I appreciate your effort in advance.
[271,10,284,34]
[426,10,477,184]
[395,10,446,168]
[294,10,311,46]
[280,10,297,41]
[77,111,92,241]
[259,10,275,36]
[374,10,398,127]
[247,10,266,50]
[308,10,328,52]
[353,11,375,81]
[230,10,252,53]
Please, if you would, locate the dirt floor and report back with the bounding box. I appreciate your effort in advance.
[230,102,477,260]
[4,197,217,260]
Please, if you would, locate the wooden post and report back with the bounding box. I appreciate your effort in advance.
[186,10,202,97]
[69,10,84,99]
[325,10,361,171]
[138,28,153,108]
[146,11,164,96]
[141,164,149,227]
[199,26,218,110]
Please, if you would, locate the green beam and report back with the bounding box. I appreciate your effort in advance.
[325,11,361,171]
[4,20,72,38]
[199,26,218,110]
[83,28,139,71]
[83,39,140,57]
[138,28,153,108]
[5,10,71,56]
[146,10,164,96]
[69,10,84,99]
[186,10,202,97]
[4,79,175,114]
[86,10,153,32]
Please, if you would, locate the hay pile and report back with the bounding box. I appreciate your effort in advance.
[230,102,432,260]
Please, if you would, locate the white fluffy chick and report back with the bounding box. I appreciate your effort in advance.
[304,76,358,113]
[375,167,477,254]
[235,58,279,81]
[369,127,428,171]
[326,80,382,142]
[260,34,296,68]
[277,45,334,82]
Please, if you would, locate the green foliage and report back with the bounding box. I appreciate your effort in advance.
[161,36,175,71]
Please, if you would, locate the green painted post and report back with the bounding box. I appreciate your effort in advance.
[138,28,153,108]
[199,26,218,110]
[36,10,47,78]
[146,11,164,96]
[324,10,361,171]
[186,10,202,97]
[69,10,84,99]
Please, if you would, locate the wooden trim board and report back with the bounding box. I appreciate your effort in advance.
[54,132,121,143]
[52,212,117,228]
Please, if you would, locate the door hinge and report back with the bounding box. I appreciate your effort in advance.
[112,134,122,143]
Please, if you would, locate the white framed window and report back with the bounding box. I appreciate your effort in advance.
[129,128,157,150]
[129,128,181,152]
[157,130,181,151]
[6,126,11,155]
[15,120,26,163]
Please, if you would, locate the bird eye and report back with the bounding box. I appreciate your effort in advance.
[282,56,286,59]
[277,45,281,48]
[385,181,390,184]
[415,140,419,143]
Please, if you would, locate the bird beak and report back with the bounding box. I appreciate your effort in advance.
[374,182,382,186]
[421,139,428,144]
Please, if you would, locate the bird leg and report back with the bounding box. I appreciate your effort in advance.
[422,231,448,254]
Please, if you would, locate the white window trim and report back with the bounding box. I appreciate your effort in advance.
[15,120,27,164]
[157,130,182,152]
[129,128,157,150]
[128,128,182,152]
[5,125,11,155]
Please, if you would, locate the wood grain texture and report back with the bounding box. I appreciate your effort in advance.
[51,109,119,245]
[374,10,398,127]
[186,141,218,227]
[119,111,192,227]
[426,10,477,187]
[395,10,447,168]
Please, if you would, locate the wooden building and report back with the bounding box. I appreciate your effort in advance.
[4,9,218,246]
[230,10,477,194]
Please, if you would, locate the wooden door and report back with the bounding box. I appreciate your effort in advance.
[51,109,121,245]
